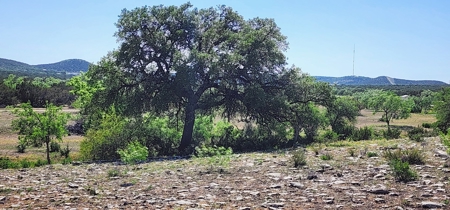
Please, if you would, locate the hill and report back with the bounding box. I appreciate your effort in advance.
[33,59,90,73]
[0,58,41,73]
[314,75,447,86]
[0,58,90,78]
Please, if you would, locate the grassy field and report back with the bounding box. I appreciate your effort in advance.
[0,108,437,163]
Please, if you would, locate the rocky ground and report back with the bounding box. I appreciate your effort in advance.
[1,137,449,210]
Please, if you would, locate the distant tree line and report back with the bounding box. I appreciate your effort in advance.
[0,74,74,107]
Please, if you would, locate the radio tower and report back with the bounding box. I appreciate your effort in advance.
[353,44,355,76]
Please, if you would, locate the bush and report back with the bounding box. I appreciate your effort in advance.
[107,168,121,177]
[80,113,128,161]
[383,128,401,139]
[408,126,438,142]
[0,157,18,169]
[390,159,418,182]
[422,122,433,129]
[292,149,307,167]
[383,148,425,165]
[367,151,378,158]
[195,145,233,158]
[19,159,33,168]
[351,126,373,141]
[62,157,72,165]
[117,141,149,164]
[34,159,47,167]
[348,148,356,157]
[49,141,61,153]
[17,143,26,153]
[319,130,339,142]
[320,153,333,160]
[60,144,70,158]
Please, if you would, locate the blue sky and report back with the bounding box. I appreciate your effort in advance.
[1,0,449,82]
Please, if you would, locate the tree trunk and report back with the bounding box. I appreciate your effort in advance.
[293,126,300,144]
[45,140,51,164]
[178,101,196,153]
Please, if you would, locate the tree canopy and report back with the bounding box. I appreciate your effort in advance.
[11,103,69,164]
[368,91,413,130]
[87,3,293,151]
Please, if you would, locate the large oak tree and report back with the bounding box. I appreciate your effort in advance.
[90,3,292,151]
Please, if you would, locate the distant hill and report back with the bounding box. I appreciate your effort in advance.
[0,58,90,78]
[0,58,41,72]
[314,76,447,86]
[33,59,90,73]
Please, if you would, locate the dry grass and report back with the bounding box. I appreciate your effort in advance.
[357,109,436,130]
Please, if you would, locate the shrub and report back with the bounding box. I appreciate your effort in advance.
[107,168,121,177]
[117,141,149,164]
[60,144,70,158]
[422,122,433,129]
[34,159,47,167]
[195,145,233,158]
[320,153,333,160]
[390,159,418,182]
[348,148,356,157]
[80,113,128,161]
[19,159,32,168]
[351,126,373,141]
[49,141,61,153]
[17,143,26,153]
[319,130,339,142]
[292,149,307,167]
[62,157,72,165]
[0,157,17,169]
[383,148,425,165]
[383,128,401,139]
[367,151,378,158]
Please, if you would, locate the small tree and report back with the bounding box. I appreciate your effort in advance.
[11,102,69,164]
[434,87,450,134]
[368,91,412,131]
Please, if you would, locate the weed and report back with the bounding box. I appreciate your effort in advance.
[367,152,378,158]
[108,168,121,177]
[17,143,26,153]
[195,145,233,157]
[311,144,321,156]
[62,157,72,165]
[292,149,307,168]
[19,159,33,168]
[348,148,356,157]
[34,159,47,167]
[144,185,153,191]
[60,144,70,158]
[50,141,61,153]
[117,141,149,164]
[390,159,418,182]
[320,153,333,160]
[0,188,12,194]
[383,148,425,165]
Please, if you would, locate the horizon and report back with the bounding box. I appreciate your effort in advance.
[0,0,449,82]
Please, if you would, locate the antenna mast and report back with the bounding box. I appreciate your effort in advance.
[353,44,355,76]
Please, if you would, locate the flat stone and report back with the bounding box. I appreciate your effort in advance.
[266,173,282,177]
[421,201,443,208]
[307,173,318,180]
[268,184,282,189]
[289,182,305,189]
[68,183,79,189]
[263,202,284,208]
[435,150,449,159]
[175,200,193,205]
[375,198,385,203]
